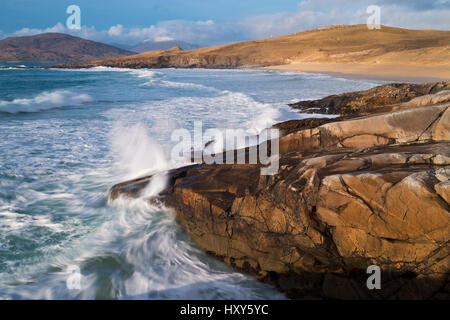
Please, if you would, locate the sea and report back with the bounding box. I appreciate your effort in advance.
[0,62,383,299]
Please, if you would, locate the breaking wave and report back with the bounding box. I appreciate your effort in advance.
[60,66,218,91]
[0,90,92,114]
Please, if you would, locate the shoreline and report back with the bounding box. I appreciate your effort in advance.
[46,63,449,84]
[262,62,450,83]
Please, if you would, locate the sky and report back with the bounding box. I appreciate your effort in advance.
[0,0,449,46]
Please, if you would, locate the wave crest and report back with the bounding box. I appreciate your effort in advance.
[0,90,92,114]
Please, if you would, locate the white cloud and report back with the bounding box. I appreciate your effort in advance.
[239,10,326,39]
[12,22,66,37]
[154,36,175,42]
[373,5,450,30]
[108,24,123,37]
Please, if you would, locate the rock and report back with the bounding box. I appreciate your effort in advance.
[279,104,449,153]
[273,117,341,135]
[288,81,450,115]
[435,180,450,204]
[401,90,450,108]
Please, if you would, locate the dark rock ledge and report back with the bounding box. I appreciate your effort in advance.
[109,81,450,299]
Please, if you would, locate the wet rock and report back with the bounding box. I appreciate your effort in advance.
[289,81,450,115]
[273,117,341,135]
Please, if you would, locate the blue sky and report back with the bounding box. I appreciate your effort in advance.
[0,0,449,45]
[0,0,302,32]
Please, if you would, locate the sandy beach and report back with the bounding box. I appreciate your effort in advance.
[263,62,450,82]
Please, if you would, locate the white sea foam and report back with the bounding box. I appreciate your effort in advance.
[128,69,163,79]
[0,210,65,232]
[127,68,216,90]
[0,90,92,114]
[61,66,217,91]
[123,91,277,132]
[59,66,162,79]
[98,186,283,299]
[0,67,26,70]
[109,123,169,180]
[102,89,281,166]
[53,66,131,73]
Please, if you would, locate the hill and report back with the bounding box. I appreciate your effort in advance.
[53,25,450,79]
[125,40,200,53]
[0,33,134,62]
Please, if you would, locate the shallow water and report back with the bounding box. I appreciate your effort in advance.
[0,63,383,299]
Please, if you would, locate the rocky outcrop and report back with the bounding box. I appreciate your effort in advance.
[109,84,450,299]
[288,81,450,115]
[52,52,253,70]
[163,144,449,299]
[280,103,449,152]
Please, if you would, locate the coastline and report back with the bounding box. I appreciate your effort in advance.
[262,62,450,83]
[109,80,450,299]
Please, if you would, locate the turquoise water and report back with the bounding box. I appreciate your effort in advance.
[0,63,382,299]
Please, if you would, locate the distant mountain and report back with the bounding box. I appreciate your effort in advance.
[0,33,134,62]
[115,40,200,53]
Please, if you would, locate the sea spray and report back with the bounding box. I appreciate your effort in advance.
[139,172,168,199]
[110,123,169,180]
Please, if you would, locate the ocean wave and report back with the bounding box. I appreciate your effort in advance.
[58,66,216,91]
[0,90,92,114]
[104,90,280,136]
[51,66,131,73]
[57,66,163,79]
[128,69,163,79]
[0,65,28,70]
[103,90,280,163]
[141,78,217,91]
[129,69,216,90]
